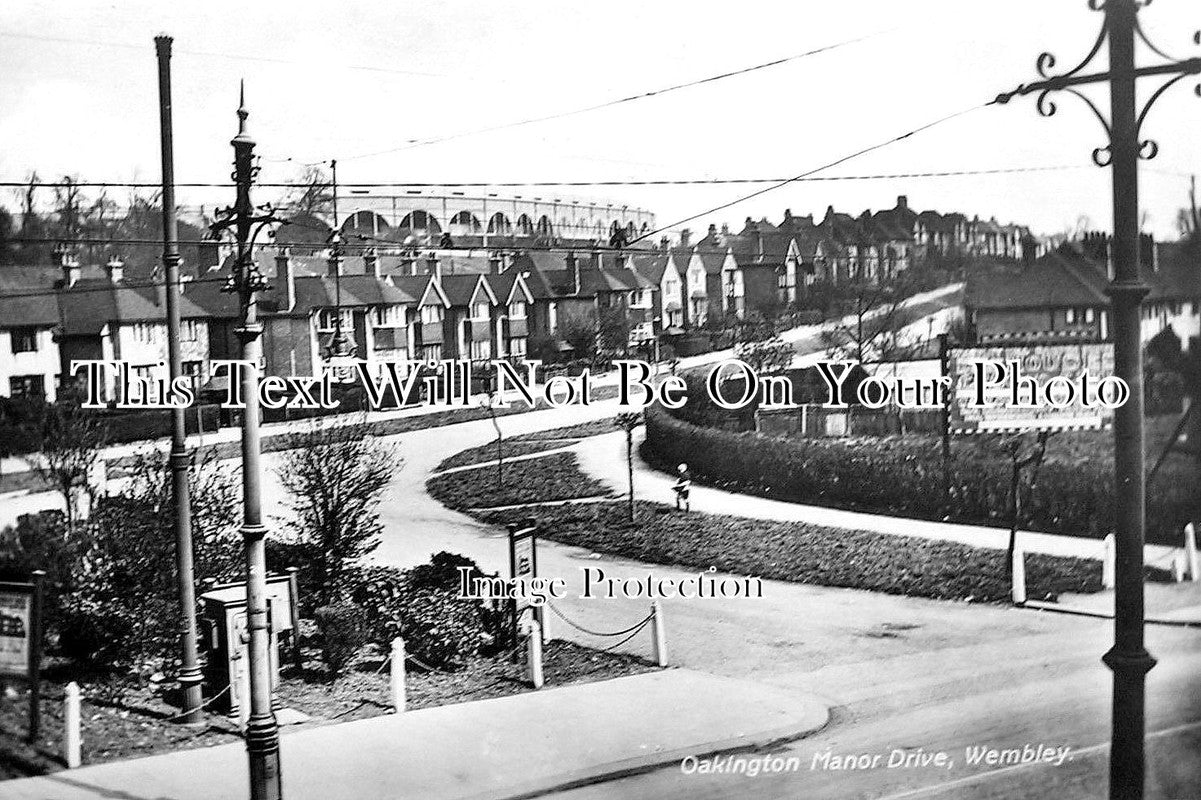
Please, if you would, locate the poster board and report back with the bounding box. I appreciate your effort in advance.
[947,342,1116,434]
[0,582,33,679]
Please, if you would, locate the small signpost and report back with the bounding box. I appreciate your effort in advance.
[507,519,542,642]
[1,571,45,742]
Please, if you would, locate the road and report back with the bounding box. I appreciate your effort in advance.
[259,399,1201,800]
[10,281,1196,798]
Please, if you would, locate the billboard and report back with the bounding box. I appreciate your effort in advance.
[947,342,1117,434]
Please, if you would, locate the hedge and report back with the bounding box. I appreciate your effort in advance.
[643,407,1196,546]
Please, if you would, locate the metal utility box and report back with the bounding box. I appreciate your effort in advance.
[199,574,298,714]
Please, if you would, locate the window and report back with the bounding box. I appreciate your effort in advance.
[182,361,203,385]
[317,309,352,332]
[509,300,527,319]
[374,305,405,327]
[421,344,442,361]
[10,327,37,354]
[509,337,527,356]
[470,339,491,360]
[472,301,490,320]
[629,290,649,308]
[1065,308,1077,324]
[420,304,443,325]
[8,375,44,397]
[181,320,201,341]
[1084,308,1095,324]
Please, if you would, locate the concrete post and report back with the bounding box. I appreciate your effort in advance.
[1103,533,1117,589]
[1171,553,1186,583]
[390,638,406,713]
[651,601,668,667]
[1185,523,1199,583]
[527,621,544,689]
[64,681,81,769]
[1011,546,1027,606]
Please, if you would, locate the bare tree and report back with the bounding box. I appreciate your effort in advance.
[735,334,794,374]
[614,413,640,522]
[278,415,400,605]
[25,400,107,536]
[481,390,504,486]
[820,277,916,364]
[283,165,334,219]
[999,431,1052,576]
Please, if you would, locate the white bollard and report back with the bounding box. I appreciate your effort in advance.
[1011,546,1027,606]
[527,620,544,689]
[390,638,406,713]
[1102,533,1116,589]
[1172,552,1187,583]
[1185,523,1200,583]
[651,601,668,667]
[64,681,81,769]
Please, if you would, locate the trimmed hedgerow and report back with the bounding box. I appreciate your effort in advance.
[642,407,1196,547]
[474,501,1115,603]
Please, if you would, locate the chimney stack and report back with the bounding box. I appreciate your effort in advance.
[275,247,296,311]
[679,228,691,248]
[897,195,908,210]
[660,236,669,252]
[60,250,81,287]
[427,252,441,282]
[566,251,580,295]
[105,256,124,283]
[364,247,381,278]
[327,248,343,278]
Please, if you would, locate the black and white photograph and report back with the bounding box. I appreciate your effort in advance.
[0,1,1198,798]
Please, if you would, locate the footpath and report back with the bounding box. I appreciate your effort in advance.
[1,669,828,800]
[571,429,1185,568]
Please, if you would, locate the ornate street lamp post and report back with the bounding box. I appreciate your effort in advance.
[996,3,1199,798]
[210,84,286,800]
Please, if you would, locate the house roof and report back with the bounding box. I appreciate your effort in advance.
[0,266,66,328]
[965,245,1109,310]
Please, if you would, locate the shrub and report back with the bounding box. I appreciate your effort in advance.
[350,553,512,670]
[313,602,370,679]
[48,452,242,670]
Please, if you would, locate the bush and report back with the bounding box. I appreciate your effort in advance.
[314,602,370,678]
[350,553,512,670]
[44,452,243,670]
[643,406,1197,546]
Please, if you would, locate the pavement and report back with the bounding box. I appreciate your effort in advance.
[571,427,1186,566]
[1,669,829,800]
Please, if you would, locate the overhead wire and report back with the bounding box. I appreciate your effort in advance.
[293,30,888,165]
[0,165,1086,190]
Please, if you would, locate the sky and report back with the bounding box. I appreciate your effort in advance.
[0,0,1198,240]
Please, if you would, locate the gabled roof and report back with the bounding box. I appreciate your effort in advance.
[628,252,671,284]
[438,273,490,306]
[965,245,1109,310]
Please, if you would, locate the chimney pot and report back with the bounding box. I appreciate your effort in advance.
[105,256,124,283]
[60,251,81,287]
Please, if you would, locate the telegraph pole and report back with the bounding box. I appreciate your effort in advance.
[996,3,1200,797]
[211,83,285,800]
[154,34,203,725]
